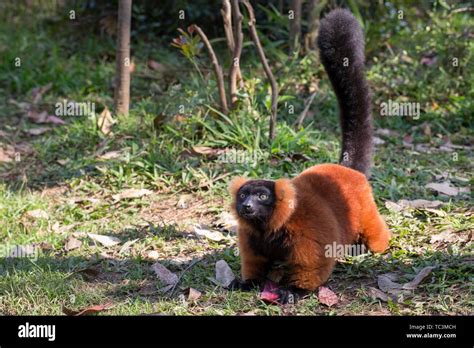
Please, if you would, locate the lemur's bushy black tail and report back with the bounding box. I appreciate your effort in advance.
[317,9,373,177]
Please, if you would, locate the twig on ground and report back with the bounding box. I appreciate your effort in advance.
[294,91,317,129]
[169,258,201,297]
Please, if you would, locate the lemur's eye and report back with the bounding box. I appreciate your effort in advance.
[239,193,246,199]
[259,194,268,201]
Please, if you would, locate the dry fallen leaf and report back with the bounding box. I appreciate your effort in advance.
[98,150,122,160]
[440,139,471,151]
[25,209,49,219]
[402,266,436,290]
[64,236,82,251]
[367,286,390,302]
[215,259,235,287]
[158,284,175,294]
[413,144,432,154]
[421,122,431,137]
[377,267,436,299]
[453,175,469,183]
[112,188,153,201]
[377,273,405,293]
[191,146,225,158]
[26,110,48,123]
[374,128,399,137]
[97,107,115,135]
[168,256,194,268]
[423,208,447,217]
[27,110,65,125]
[426,182,469,196]
[147,59,166,71]
[0,144,15,163]
[385,199,444,212]
[57,159,70,166]
[403,134,413,146]
[74,268,100,280]
[373,136,385,146]
[62,302,114,316]
[139,283,158,296]
[318,286,338,307]
[25,127,51,136]
[193,225,226,242]
[87,233,121,247]
[67,197,101,206]
[45,115,66,125]
[119,239,139,254]
[151,262,178,286]
[172,114,187,124]
[27,110,48,123]
[9,99,31,111]
[37,241,53,251]
[187,288,202,301]
[146,250,160,260]
[72,231,88,238]
[31,83,53,104]
[402,199,444,209]
[52,222,77,234]
[177,195,188,209]
[384,201,406,213]
[430,230,470,244]
[420,53,437,66]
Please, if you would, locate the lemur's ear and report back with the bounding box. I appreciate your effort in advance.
[228,177,248,197]
[229,177,248,222]
[268,178,297,232]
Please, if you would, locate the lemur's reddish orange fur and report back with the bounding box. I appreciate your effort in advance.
[230,164,391,291]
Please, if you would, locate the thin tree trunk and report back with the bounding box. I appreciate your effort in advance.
[242,0,279,141]
[305,0,325,52]
[221,0,235,54]
[229,0,243,106]
[288,0,302,55]
[278,0,284,15]
[114,0,132,116]
[192,25,229,114]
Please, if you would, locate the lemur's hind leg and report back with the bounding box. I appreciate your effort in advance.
[360,198,391,253]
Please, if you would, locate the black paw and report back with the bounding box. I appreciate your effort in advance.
[228,278,261,291]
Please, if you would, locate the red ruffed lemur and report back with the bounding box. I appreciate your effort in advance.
[229,9,391,303]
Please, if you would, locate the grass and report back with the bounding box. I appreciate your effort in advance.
[0,2,472,315]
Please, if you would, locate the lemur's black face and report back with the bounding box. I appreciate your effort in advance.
[236,180,276,224]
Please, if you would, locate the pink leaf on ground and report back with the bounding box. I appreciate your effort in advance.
[259,280,280,304]
[45,115,66,125]
[318,286,338,307]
